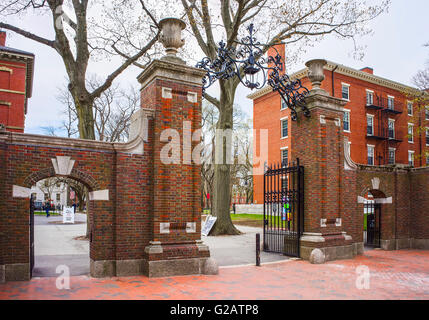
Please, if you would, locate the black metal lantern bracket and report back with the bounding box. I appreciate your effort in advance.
[196,24,311,120]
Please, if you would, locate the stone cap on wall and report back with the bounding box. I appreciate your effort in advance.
[137,59,207,90]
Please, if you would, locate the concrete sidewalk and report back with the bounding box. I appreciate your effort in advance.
[33,214,89,277]
[203,225,289,266]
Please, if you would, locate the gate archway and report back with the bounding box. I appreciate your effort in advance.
[25,168,98,278]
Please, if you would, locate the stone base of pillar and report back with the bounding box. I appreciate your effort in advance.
[143,257,215,278]
[142,240,215,277]
[412,238,429,250]
[300,232,359,262]
[383,238,429,250]
[116,259,145,277]
[0,264,5,283]
[4,263,30,281]
[90,259,116,278]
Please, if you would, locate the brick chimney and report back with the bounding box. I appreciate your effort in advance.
[267,43,286,75]
[360,67,373,75]
[0,31,6,47]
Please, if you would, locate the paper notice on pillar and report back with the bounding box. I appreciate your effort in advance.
[63,206,75,224]
[201,215,217,236]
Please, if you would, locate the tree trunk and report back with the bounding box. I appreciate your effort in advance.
[75,98,96,140]
[210,80,240,235]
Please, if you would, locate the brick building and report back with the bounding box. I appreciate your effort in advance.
[249,46,429,204]
[0,31,34,133]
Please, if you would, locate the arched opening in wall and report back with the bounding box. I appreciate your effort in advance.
[363,189,385,250]
[30,176,91,278]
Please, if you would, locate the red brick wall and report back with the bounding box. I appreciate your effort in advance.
[410,168,429,239]
[0,60,28,132]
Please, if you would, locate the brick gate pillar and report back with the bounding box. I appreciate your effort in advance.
[291,59,359,262]
[136,18,213,277]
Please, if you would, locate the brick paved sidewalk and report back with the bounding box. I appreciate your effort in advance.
[1,249,428,300]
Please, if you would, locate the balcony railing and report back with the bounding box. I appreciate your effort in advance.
[365,95,403,114]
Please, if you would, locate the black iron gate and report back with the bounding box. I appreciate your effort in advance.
[364,202,381,248]
[30,195,35,278]
[263,158,304,257]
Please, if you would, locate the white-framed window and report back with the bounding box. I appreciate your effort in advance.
[341,83,350,100]
[343,109,350,132]
[388,147,396,165]
[366,90,374,105]
[367,145,375,165]
[408,150,415,166]
[408,123,414,143]
[388,118,395,139]
[281,147,288,167]
[281,117,288,138]
[367,114,374,136]
[281,100,287,110]
[407,101,413,116]
[426,128,429,146]
[387,96,395,110]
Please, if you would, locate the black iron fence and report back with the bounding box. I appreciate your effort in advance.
[263,158,304,257]
[364,201,381,248]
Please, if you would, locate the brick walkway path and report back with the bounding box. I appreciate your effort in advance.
[1,249,428,300]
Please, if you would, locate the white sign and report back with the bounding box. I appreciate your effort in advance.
[201,215,217,236]
[63,206,75,224]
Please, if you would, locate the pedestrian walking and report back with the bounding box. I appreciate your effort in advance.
[44,201,50,218]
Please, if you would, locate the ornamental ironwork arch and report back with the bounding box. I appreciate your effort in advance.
[196,24,310,121]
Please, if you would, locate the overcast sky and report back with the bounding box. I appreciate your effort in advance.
[3,0,429,135]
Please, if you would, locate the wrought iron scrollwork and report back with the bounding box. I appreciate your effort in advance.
[196,23,311,120]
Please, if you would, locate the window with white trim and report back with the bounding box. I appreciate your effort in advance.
[388,148,396,165]
[367,115,374,135]
[407,101,413,116]
[426,128,429,146]
[388,119,395,139]
[408,151,415,167]
[387,96,395,110]
[343,110,350,132]
[281,148,288,167]
[281,118,288,138]
[408,123,414,143]
[341,83,350,100]
[366,90,374,105]
[367,145,375,165]
[281,100,287,110]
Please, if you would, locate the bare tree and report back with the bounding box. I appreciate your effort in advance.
[405,42,429,165]
[0,0,159,139]
[181,0,390,235]
[57,77,139,142]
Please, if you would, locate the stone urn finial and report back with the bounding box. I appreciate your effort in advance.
[305,59,327,92]
[159,17,186,64]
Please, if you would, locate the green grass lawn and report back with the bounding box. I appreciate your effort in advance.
[230,214,264,221]
[34,211,61,216]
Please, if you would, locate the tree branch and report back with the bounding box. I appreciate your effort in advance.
[0,22,55,48]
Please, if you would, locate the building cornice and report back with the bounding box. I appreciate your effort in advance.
[247,59,421,101]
